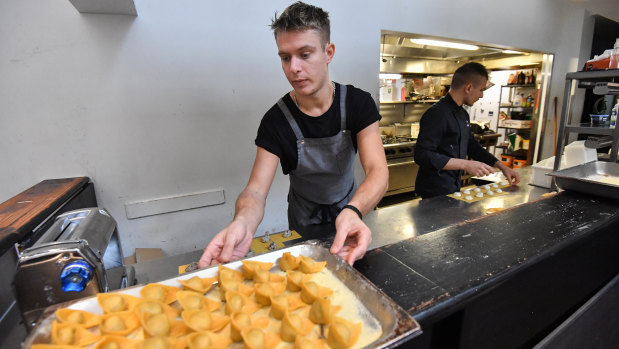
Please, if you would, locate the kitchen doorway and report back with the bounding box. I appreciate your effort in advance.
[377,31,554,205]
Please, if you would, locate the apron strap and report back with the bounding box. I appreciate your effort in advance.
[277,98,304,140]
[307,181,355,224]
[339,84,348,130]
[309,204,341,224]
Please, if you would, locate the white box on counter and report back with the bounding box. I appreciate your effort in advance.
[531,156,566,188]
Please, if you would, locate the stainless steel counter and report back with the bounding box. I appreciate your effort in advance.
[130,166,549,284]
[365,166,551,249]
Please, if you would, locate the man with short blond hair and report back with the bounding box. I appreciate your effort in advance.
[199,2,388,267]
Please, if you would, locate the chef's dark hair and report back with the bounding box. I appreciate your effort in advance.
[270,1,330,49]
[451,62,489,89]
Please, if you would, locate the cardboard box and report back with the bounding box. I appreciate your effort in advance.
[500,119,532,129]
[124,248,165,264]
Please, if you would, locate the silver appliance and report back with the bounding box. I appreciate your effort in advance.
[13,208,133,329]
[384,137,419,196]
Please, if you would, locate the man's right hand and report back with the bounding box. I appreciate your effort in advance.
[198,147,278,268]
[462,159,495,177]
[198,220,254,268]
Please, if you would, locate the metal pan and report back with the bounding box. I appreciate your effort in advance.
[549,161,619,200]
[23,240,421,348]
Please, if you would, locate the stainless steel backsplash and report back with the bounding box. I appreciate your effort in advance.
[379,102,432,126]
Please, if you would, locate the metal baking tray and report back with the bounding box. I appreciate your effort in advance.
[549,161,619,200]
[23,240,421,348]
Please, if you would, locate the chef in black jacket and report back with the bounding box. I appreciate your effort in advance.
[414,62,520,199]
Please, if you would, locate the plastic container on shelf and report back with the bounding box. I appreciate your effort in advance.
[610,100,618,128]
[513,158,527,169]
[500,154,514,168]
[564,140,597,168]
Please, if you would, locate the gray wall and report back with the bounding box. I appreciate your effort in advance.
[2,0,618,257]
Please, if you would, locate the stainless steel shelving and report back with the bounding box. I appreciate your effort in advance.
[552,70,619,190]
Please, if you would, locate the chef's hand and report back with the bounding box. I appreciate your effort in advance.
[495,162,521,185]
[463,160,496,177]
[331,209,372,266]
[198,220,253,268]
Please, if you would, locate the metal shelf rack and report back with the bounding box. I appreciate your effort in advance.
[497,84,538,165]
[552,70,619,190]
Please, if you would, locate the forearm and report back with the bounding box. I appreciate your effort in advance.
[443,158,468,171]
[347,166,388,215]
[493,161,508,171]
[232,189,266,234]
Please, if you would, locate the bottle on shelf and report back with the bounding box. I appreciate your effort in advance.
[610,99,618,128]
[609,38,619,69]
[517,71,525,85]
[514,93,523,106]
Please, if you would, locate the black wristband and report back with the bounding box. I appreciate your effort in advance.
[342,204,362,220]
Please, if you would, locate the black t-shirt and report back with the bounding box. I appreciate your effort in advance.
[255,83,381,174]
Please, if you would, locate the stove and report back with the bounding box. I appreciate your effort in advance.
[383,139,419,197]
[384,141,415,160]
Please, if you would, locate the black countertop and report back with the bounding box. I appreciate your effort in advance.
[356,191,619,318]
[128,167,619,348]
[289,171,619,347]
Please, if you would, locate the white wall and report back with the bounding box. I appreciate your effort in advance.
[2,0,618,257]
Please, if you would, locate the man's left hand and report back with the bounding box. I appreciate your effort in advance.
[330,208,372,266]
[496,162,521,185]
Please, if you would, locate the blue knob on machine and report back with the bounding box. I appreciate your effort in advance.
[60,261,93,292]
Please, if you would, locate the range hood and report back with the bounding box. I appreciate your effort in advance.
[380,31,544,75]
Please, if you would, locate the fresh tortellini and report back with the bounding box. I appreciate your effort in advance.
[230,312,270,342]
[43,253,368,349]
[186,331,232,349]
[241,327,281,349]
[253,269,286,284]
[134,299,180,321]
[327,317,362,349]
[281,311,315,342]
[140,283,179,304]
[176,290,221,312]
[138,336,186,349]
[298,256,327,274]
[300,280,334,304]
[94,335,139,349]
[97,293,141,314]
[279,252,301,271]
[254,281,286,306]
[224,290,261,315]
[218,276,255,300]
[286,270,313,292]
[54,309,100,328]
[140,312,188,338]
[309,297,341,325]
[269,293,306,320]
[51,321,100,346]
[180,309,229,333]
[241,260,274,279]
[177,276,217,294]
[100,311,140,336]
[217,265,244,284]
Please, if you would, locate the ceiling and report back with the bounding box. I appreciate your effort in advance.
[380,32,533,62]
[380,31,546,74]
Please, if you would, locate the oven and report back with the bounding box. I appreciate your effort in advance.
[383,138,419,197]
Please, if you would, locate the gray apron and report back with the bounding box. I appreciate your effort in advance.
[276,84,356,230]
